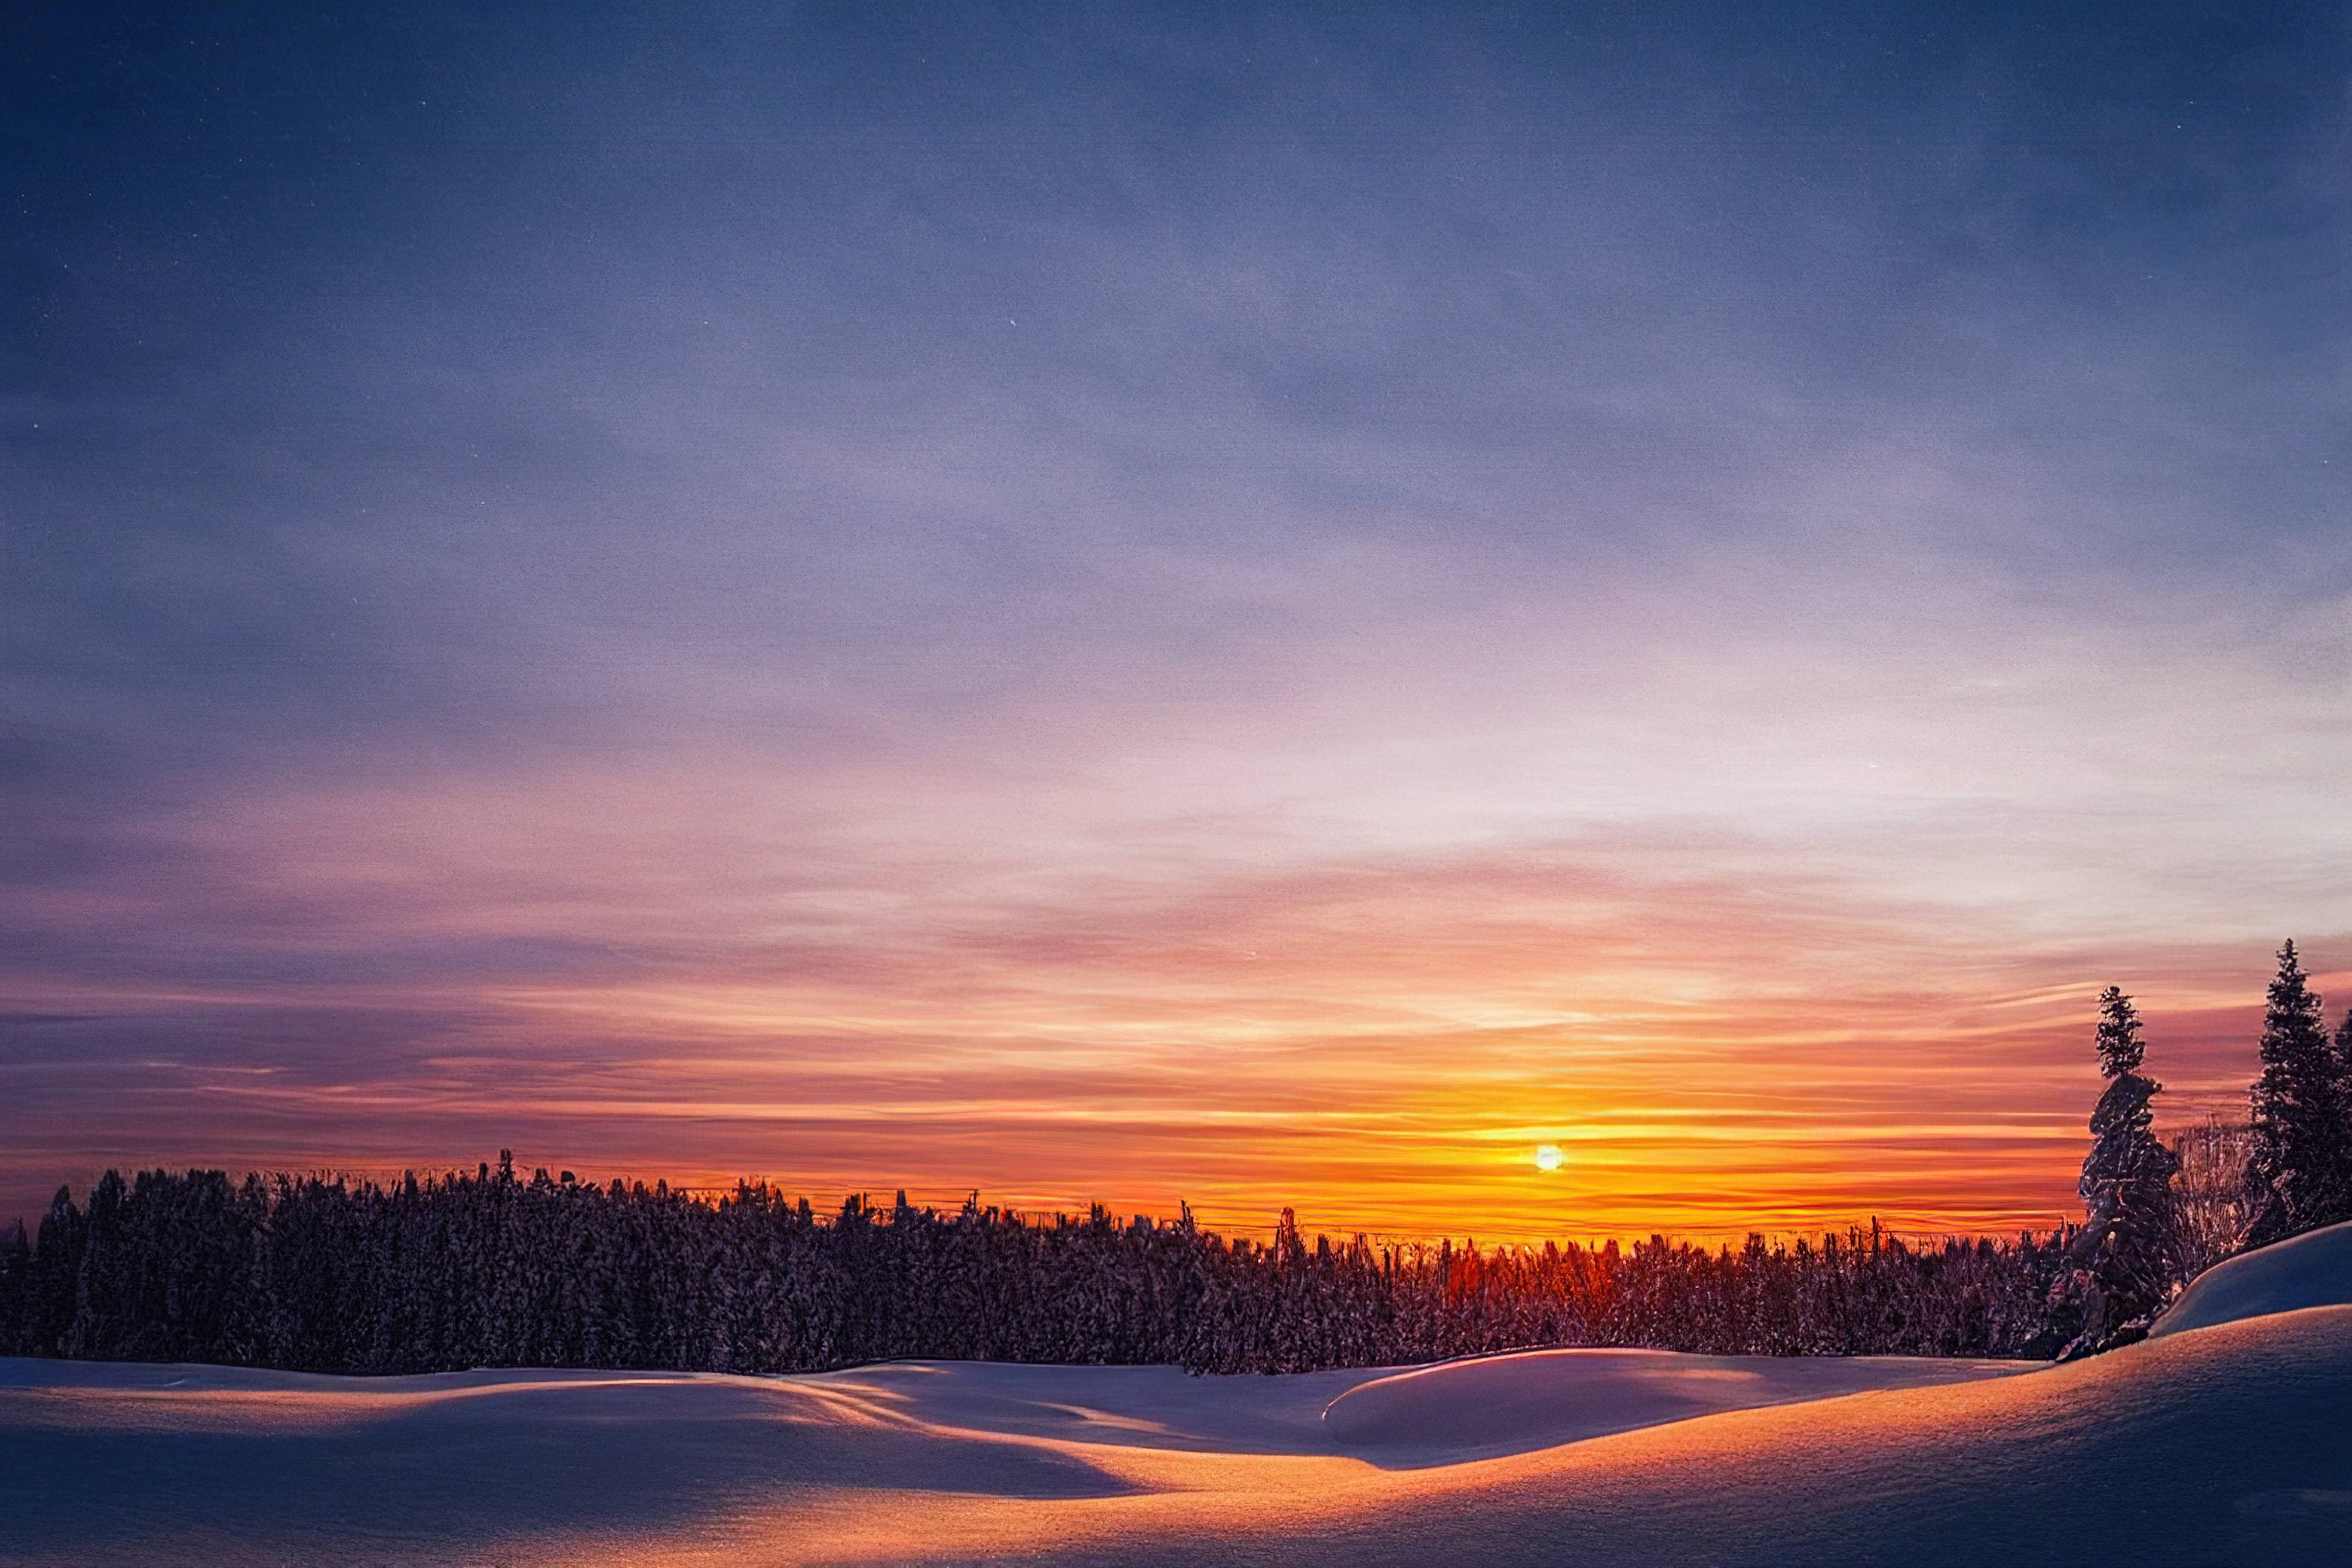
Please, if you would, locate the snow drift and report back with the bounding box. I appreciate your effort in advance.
[1320,1346,2026,1462]
[6,1229,2351,1567]
[2149,1216,2352,1339]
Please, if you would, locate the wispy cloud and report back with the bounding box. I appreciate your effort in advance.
[6,2,2347,1236]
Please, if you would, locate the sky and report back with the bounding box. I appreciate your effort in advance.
[5,2,2349,1241]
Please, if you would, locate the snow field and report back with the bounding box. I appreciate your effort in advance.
[3,1220,2347,1566]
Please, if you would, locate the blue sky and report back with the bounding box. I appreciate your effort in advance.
[5,2,2348,1234]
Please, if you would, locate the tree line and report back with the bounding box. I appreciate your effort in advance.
[1,941,2344,1375]
[2055,940,2351,1354]
[0,1163,2076,1373]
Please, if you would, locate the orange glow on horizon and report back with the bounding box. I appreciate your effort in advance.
[4,761,2339,1244]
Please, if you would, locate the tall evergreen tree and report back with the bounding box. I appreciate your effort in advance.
[2243,941,2352,1247]
[2339,1000,2352,1102]
[0,1220,28,1354]
[2064,987,2177,1353]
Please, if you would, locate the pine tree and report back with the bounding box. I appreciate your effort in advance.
[0,1219,28,1354]
[26,1186,85,1357]
[2243,941,2352,1247]
[2339,1001,2352,1158]
[2063,987,2177,1354]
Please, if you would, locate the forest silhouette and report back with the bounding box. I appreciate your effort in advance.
[5,944,2348,1375]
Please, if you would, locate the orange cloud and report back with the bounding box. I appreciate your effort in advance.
[6,764,2323,1241]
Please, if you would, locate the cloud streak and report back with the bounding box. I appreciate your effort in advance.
[5,2,2348,1237]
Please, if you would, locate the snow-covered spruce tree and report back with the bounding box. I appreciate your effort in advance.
[2060,987,2178,1355]
[2339,999,2352,1175]
[2242,941,2352,1248]
[0,1219,27,1354]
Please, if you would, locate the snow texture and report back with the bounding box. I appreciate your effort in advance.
[1320,1346,2027,1463]
[2148,1216,2352,1339]
[4,1281,2348,1565]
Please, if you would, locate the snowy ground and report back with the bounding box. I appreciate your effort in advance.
[5,1231,2348,1566]
[2148,1213,2352,1340]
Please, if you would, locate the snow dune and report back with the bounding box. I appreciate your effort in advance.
[1321,1346,2027,1464]
[2150,1215,2352,1339]
[4,1228,2347,1566]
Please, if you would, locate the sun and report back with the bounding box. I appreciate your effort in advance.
[1533,1144,1564,1172]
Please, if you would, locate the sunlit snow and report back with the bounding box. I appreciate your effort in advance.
[4,1225,2348,1566]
